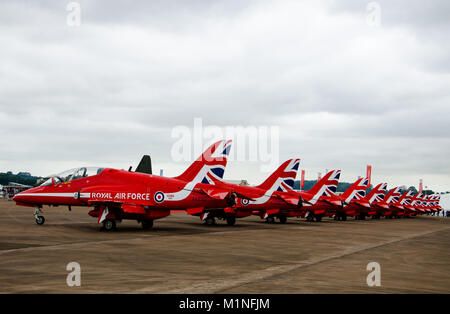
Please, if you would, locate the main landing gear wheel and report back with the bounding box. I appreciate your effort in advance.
[141,220,154,229]
[266,216,275,224]
[315,215,322,222]
[226,217,236,226]
[103,219,116,231]
[205,216,216,225]
[35,216,45,225]
[306,214,314,222]
[279,216,287,224]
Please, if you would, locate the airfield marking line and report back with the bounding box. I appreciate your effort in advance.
[151,226,450,294]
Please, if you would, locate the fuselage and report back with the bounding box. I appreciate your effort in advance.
[13,168,229,210]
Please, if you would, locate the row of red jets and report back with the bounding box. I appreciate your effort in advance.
[13,140,442,230]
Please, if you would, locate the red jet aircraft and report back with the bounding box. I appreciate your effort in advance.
[257,169,342,222]
[13,140,238,231]
[430,195,442,213]
[187,158,303,225]
[398,190,417,216]
[365,183,389,219]
[382,186,404,218]
[409,193,427,214]
[336,182,387,220]
[333,177,370,221]
[300,170,342,222]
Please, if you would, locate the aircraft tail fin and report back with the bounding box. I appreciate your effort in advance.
[340,177,369,203]
[307,169,341,199]
[364,183,388,203]
[255,159,300,192]
[399,190,414,205]
[135,155,152,175]
[384,186,402,203]
[174,140,232,184]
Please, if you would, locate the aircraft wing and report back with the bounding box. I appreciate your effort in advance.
[232,191,257,201]
[272,193,301,206]
[322,198,343,206]
[353,199,371,208]
[189,186,232,200]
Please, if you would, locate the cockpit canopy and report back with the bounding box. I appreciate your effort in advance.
[40,167,104,186]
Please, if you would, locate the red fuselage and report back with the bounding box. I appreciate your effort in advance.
[14,168,230,219]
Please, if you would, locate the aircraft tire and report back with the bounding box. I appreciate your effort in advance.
[142,219,154,229]
[35,216,45,225]
[279,216,287,224]
[342,214,347,221]
[205,216,215,225]
[103,219,116,231]
[315,215,322,222]
[266,216,275,224]
[226,217,236,226]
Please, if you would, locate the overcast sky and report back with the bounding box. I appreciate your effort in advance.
[1,0,449,191]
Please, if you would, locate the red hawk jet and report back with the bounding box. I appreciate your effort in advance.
[187,158,303,225]
[409,193,427,214]
[259,169,342,223]
[365,183,389,219]
[13,140,236,230]
[430,195,442,213]
[299,170,342,222]
[398,190,417,216]
[336,182,387,220]
[380,186,404,218]
[333,177,370,221]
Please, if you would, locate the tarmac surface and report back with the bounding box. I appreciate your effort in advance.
[0,199,449,293]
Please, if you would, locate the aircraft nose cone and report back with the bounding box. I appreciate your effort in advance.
[12,192,27,202]
[13,191,31,203]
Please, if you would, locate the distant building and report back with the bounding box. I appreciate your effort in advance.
[224,180,249,186]
[1,182,32,200]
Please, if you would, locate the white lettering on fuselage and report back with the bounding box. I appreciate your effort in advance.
[91,192,151,201]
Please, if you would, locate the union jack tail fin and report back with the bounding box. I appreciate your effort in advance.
[174,140,232,184]
[364,183,388,203]
[340,177,369,203]
[384,187,402,204]
[255,159,300,192]
[399,190,414,205]
[307,169,341,199]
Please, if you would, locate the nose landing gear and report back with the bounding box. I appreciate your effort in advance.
[34,207,45,225]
